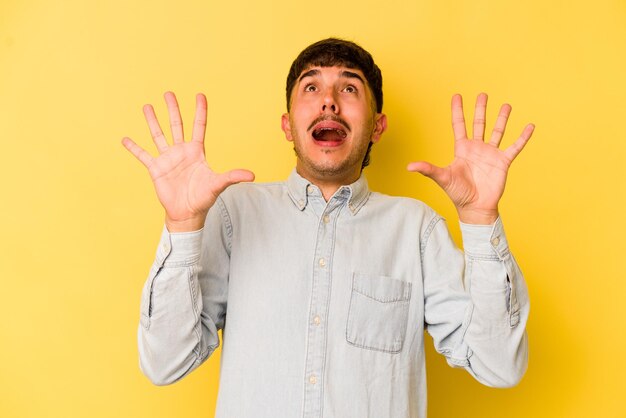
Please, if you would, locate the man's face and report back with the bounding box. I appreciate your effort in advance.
[281,66,386,185]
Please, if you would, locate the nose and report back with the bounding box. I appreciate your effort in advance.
[321,89,339,114]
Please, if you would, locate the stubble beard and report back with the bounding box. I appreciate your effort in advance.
[292,134,372,180]
[290,113,375,180]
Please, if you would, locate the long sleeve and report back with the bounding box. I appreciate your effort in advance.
[137,198,231,385]
[422,216,529,387]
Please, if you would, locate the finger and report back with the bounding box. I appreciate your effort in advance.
[407,161,449,188]
[191,93,208,143]
[164,91,184,144]
[212,169,256,194]
[473,92,488,141]
[488,103,512,147]
[121,137,154,168]
[142,104,169,153]
[504,123,535,161]
[451,94,467,141]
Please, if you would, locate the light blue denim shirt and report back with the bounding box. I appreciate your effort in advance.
[138,170,528,418]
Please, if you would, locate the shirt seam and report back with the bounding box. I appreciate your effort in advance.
[216,196,233,251]
[420,213,443,258]
[187,264,203,364]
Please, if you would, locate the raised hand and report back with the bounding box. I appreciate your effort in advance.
[407,93,534,225]
[122,92,255,232]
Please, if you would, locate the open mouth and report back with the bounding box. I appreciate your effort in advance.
[310,120,349,143]
[312,127,347,141]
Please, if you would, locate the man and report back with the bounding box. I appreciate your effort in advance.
[122,38,533,418]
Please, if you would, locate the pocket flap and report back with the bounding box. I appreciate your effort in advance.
[352,273,412,303]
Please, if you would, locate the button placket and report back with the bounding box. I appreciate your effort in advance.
[302,198,343,417]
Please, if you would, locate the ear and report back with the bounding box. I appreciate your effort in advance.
[281,113,293,142]
[371,113,387,144]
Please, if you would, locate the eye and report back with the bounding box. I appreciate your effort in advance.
[343,85,357,93]
[304,84,317,92]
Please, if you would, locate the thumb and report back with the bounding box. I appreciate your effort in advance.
[407,161,448,187]
[224,169,255,185]
[213,169,256,194]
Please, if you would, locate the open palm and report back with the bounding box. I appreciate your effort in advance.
[408,93,534,224]
[122,92,254,231]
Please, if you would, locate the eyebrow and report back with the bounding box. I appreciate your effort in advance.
[340,70,365,84]
[298,69,320,82]
[298,69,366,84]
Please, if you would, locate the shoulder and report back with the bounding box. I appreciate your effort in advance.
[219,180,287,201]
[368,191,439,218]
[365,191,444,237]
[215,180,291,217]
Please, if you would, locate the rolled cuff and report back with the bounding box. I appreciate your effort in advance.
[155,225,204,267]
[459,217,510,260]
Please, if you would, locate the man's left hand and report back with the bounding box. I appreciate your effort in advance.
[408,93,535,225]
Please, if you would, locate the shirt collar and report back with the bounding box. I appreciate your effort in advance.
[286,169,371,215]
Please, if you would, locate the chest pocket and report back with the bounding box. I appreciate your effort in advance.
[346,273,412,353]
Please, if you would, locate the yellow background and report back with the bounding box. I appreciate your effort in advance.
[1,0,624,417]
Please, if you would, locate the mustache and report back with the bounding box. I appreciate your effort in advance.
[307,115,351,132]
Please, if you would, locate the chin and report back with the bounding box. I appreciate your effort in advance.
[294,145,364,180]
[304,160,360,181]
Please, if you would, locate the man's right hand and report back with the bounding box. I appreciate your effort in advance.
[122,92,255,232]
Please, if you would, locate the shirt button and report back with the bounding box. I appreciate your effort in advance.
[309,375,317,384]
[491,236,500,246]
[318,258,326,267]
[307,185,314,194]
[323,215,330,224]
[313,315,321,325]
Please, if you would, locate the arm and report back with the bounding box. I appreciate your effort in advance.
[422,215,528,387]
[137,201,231,385]
[123,92,252,383]
[411,93,534,385]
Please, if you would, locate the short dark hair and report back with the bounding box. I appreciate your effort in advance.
[285,38,383,113]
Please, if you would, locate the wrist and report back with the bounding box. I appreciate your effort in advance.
[457,208,499,225]
[165,213,207,232]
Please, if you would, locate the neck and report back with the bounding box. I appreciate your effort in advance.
[295,166,361,201]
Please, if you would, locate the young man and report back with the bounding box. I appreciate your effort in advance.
[122,38,534,418]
